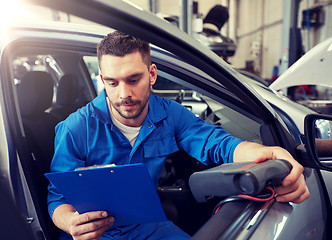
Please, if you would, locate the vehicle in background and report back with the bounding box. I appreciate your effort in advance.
[270,37,332,115]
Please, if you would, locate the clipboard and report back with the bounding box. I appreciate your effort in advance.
[45,163,167,227]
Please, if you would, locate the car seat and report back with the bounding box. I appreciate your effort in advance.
[50,73,79,121]
[16,71,60,240]
[158,150,216,235]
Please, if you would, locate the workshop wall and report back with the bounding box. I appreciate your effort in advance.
[230,0,283,80]
[300,1,332,52]
[148,0,332,80]
[131,0,285,79]
[51,0,332,81]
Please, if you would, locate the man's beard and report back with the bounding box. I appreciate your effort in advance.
[110,82,150,120]
[112,97,148,120]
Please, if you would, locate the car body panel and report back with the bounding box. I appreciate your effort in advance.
[270,37,332,90]
[243,75,315,135]
[251,169,327,240]
[269,37,332,114]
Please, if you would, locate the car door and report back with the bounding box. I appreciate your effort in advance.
[148,47,329,239]
[2,0,330,239]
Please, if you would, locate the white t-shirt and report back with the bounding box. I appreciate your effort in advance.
[107,97,141,146]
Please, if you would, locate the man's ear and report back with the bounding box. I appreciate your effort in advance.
[149,64,157,86]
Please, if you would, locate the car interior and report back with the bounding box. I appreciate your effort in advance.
[8,42,268,239]
[0,182,35,239]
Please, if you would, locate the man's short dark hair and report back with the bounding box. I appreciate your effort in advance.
[97,31,151,67]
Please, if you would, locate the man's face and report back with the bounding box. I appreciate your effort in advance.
[100,51,157,127]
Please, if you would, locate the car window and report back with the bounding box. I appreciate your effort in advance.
[152,68,263,144]
[13,55,62,104]
[11,46,96,121]
[83,56,104,94]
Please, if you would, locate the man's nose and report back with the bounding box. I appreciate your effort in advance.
[119,83,132,99]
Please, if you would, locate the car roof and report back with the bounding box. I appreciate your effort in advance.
[2,18,111,36]
[0,20,114,54]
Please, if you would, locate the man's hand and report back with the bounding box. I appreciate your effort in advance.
[52,204,115,240]
[233,142,310,204]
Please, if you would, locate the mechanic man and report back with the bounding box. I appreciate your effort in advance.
[48,31,310,240]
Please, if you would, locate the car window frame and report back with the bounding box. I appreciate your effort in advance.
[0,34,103,231]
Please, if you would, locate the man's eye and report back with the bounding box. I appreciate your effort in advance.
[129,78,139,83]
[108,81,117,87]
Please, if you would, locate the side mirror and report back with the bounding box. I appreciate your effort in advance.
[305,114,332,171]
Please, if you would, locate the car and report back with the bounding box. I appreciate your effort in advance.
[0,0,331,239]
[270,36,332,115]
[152,47,332,213]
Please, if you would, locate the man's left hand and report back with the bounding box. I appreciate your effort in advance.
[233,142,310,204]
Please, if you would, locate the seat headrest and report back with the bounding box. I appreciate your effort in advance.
[17,71,54,117]
[56,74,79,106]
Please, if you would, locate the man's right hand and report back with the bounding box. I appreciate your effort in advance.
[52,204,115,240]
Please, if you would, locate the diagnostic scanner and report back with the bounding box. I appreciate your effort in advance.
[189,159,292,202]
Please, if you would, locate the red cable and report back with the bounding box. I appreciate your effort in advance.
[237,187,275,201]
[214,205,222,214]
[213,187,275,214]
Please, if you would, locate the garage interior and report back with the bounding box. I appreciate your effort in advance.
[16,0,332,81]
